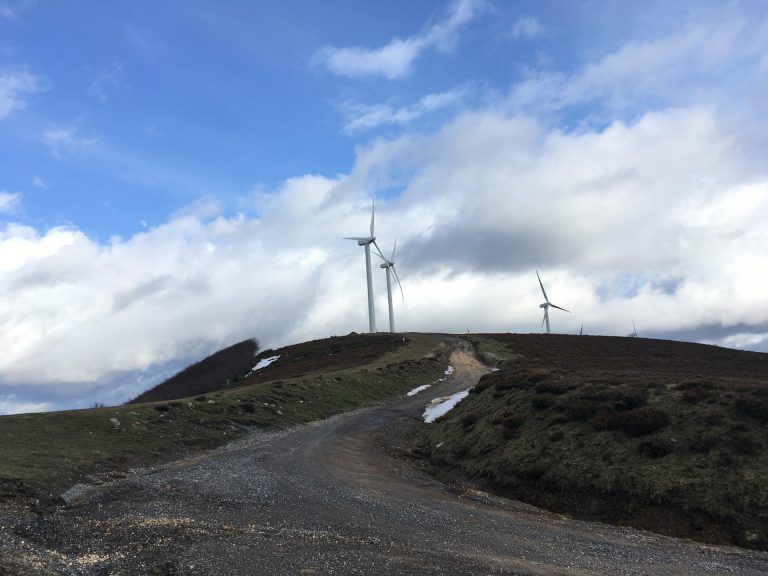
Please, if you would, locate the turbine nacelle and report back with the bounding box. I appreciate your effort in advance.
[343,236,375,246]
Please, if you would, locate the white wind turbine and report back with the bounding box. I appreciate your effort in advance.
[374,241,404,333]
[536,271,570,334]
[343,201,378,333]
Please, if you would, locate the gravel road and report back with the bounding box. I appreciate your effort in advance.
[2,343,768,575]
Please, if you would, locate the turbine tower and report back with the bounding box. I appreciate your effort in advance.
[344,201,377,333]
[536,270,570,334]
[374,241,404,333]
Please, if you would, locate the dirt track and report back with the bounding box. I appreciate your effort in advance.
[2,343,768,575]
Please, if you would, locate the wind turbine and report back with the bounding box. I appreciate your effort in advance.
[374,241,404,333]
[536,271,570,334]
[343,201,378,333]
[629,319,638,338]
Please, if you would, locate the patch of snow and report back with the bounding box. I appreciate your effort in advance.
[252,355,280,371]
[423,388,472,423]
[444,365,455,376]
[406,384,431,397]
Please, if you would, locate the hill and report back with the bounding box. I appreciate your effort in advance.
[129,338,259,403]
[415,334,768,550]
[0,333,447,510]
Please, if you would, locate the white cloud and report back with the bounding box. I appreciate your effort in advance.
[315,0,484,79]
[89,62,124,101]
[342,89,465,133]
[0,68,39,119]
[0,191,20,213]
[511,16,544,40]
[42,126,98,158]
[32,176,45,189]
[508,14,763,117]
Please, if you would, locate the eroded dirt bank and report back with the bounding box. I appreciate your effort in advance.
[2,341,767,575]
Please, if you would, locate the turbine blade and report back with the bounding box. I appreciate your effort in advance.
[633,318,637,336]
[372,240,387,262]
[391,239,397,262]
[536,270,549,302]
[370,200,375,237]
[549,303,570,313]
[392,265,405,301]
[541,312,546,330]
[580,324,583,336]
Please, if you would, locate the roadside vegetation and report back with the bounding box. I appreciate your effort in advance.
[417,334,768,551]
[0,333,446,509]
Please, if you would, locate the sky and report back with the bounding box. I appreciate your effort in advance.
[1,0,767,415]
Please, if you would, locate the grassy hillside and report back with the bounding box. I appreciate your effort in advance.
[129,338,259,403]
[0,333,446,510]
[417,334,768,551]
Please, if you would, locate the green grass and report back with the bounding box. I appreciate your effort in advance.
[418,334,768,551]
[0,333,446,508]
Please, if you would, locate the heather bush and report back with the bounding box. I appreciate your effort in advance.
[735,394,768,423]
[598,407,671,436]
[462,413,480,430]
[637,437,674,458]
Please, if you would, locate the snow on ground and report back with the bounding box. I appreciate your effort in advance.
[406,384,431,397]
[423,389,472,423]
[252,355,280,371]
[444,366,455,376]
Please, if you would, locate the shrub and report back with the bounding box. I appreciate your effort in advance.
[499,413,525,439]
[637,437,674,458]
[194,395,207,402]
[154,404,170,413]
[549,429,565,441]
[531,394,557,410]
[534,381,571,395]
[567,399,602,421]
[689,434,719,453]
[462,413,480,430]
[473,375,494,393]
[598,408,671,436]
[517,462,549,481]
[240,402,256,414]
[682,387,710,404]
[735,395,768,423]
[612,389,648,411]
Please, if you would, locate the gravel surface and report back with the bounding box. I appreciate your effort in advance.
[2,343,768,575]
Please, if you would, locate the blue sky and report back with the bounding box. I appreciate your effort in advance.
[1,0,767,414]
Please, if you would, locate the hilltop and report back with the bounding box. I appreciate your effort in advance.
[415,333,768,550]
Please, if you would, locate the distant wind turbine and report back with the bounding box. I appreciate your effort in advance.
[536,271,570,334]
[629,319,638,338]
[374,241,404,333]
[344,201,378,333]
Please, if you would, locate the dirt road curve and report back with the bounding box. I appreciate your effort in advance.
[3,343,768,575]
